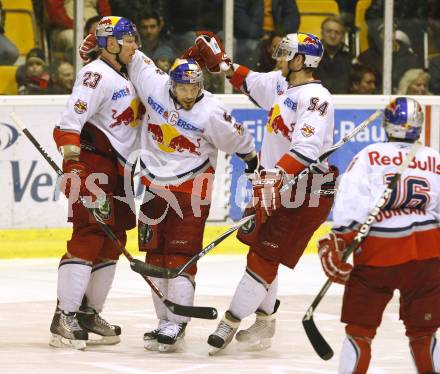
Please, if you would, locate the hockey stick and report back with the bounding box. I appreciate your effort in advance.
[302,140,422,360]
[132,109,384,279]
[10,113,218,320]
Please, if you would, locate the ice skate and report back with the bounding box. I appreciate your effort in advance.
[157,322,187,353]
[207,311,240,356]
[236,299,279,351]
[77,306,121,345]
[235,311,276,351]
[49,309,88,350]
[143,319,169,351]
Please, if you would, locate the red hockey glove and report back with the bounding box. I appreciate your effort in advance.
[61,159,91,199]
[318,232,352,285]
[180,45,205,68]
[79,33,98,63]
[251,168,284,223]
[195,30,232,73]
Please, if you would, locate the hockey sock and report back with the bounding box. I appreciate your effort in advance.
[409,334,440,373]
[58,259,92,313]
[257,276,278,314]
[167,275,195,324]
[339,335,372,374]
[151,277,168,321]
[84,260,117,313]
[229,272,268,321]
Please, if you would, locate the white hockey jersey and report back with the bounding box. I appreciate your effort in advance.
[55,57,145,168]
[238,70,334,173]
[333,141,440,266]
[127,51,255,193]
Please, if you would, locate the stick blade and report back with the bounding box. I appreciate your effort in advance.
[302,316,334,360]
[130,259,175,278]
[164,300,218,320]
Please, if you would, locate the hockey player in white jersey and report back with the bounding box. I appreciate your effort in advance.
[131,56,257,352]
[78,32,258,351]
[317,97,440,374]
[50,16,145,350]
[190,31,338,354]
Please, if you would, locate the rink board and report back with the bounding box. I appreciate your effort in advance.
[0,94,439,230]
[0,222,331,259]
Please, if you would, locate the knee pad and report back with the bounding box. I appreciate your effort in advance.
[339,325,376,374]
[409,332,440,374]
[246,250,279,284]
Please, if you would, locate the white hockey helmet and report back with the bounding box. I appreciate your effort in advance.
[272,33,324,68]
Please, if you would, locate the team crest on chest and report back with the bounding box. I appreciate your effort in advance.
[168,110,179,126]
[300,123,315,137]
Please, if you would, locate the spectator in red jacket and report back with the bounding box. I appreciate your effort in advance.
[45,0,111,62]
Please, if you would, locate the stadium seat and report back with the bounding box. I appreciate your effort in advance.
[354,0,372,55]
[0,66,18,95]
[2,0,39,57]
[2,0,33,11]
[296,0,339,37]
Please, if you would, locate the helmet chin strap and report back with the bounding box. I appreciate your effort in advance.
[105,42,124,66]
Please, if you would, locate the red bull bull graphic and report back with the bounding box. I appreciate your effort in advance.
[110,100,145,128]
[147,123,201,156]
[98,18,113,26]
[169,135,201,155]
[303,35,319,47]
[266,106,294,141]
[147,123,164,143]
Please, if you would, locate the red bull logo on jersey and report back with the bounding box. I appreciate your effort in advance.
[266,105,294,141]
[147,123,201,155]
[110,99,146,128]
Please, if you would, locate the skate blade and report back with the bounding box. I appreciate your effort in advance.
[49,334,87,350]
[208,346,225,356]
[158,339,183,353]
[237,337,271,351]
[86,334,120,346]
[144,339,160,351]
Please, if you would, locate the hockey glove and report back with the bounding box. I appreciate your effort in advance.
[318,232,352,285]
[251,168,284,223]
[195,30,232,73]
[180,45,205,68]
[61,159,91,199]
[79,33,99,63]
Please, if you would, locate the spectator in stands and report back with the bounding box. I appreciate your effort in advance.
[349,64,377,94]
[0,1,19,65]
[255,32,283,72]
[154,45,174,73]
[16,48,50,95]
[234,0,300,69]
[315,16,354,93]
[45,0,112,62]
[138,12,174,61]
[365,0,428,66]
[336,0,358,29]
[357,23,421,93]
[397,68,432,95]
[429,55,440,94]
[48,60,74,94]
[166,0,223,51]
[84,15,102,35]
